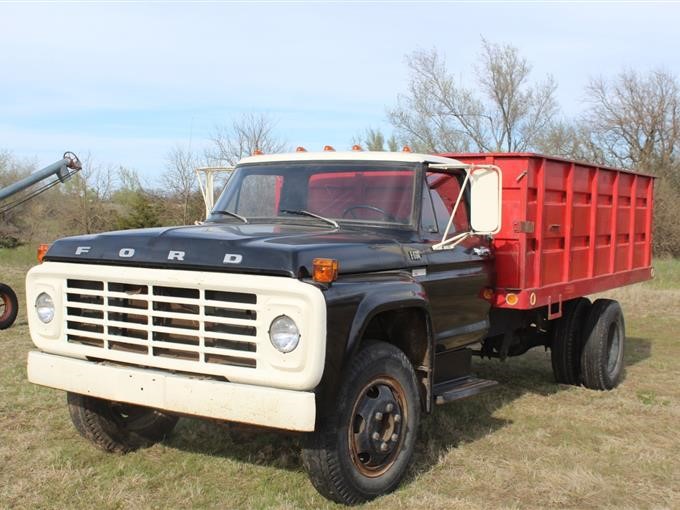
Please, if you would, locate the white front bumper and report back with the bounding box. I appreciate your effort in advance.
[27,351,317,432]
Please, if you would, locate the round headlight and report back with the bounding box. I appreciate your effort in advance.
[269,315,300,353]
[35,292,55,323]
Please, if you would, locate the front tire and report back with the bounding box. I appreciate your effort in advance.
[67,393,178,453]
[302,341,420,505]
[581,299,625,390]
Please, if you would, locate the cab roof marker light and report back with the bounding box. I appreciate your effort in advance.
[323,145,335,152]
[296,146,307,152]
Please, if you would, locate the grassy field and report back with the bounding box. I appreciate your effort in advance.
[1,249,679,509]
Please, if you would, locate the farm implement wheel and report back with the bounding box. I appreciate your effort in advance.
[0,283,19,329]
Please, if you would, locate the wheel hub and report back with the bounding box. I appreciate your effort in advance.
[349,378,406,476]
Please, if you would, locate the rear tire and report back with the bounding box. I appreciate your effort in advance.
[550,297,591,385]
[67,392,178,453]
[302,341,420,505]
[581,299,625,390]
[0,283,19,329]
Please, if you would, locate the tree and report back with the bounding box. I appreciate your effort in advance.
[61,156,117,235]
[116,191,161,230]
[388,40,559,153]
[208,113,287,166]
[583,69,680,256]
[584,70,680,177]
[162,145,204,225]
[353,128,399,152]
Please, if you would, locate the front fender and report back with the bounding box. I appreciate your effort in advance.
[316,272,435,418]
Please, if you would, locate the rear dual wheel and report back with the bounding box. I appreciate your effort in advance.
[581,299,625,390]
[551,297,625,390]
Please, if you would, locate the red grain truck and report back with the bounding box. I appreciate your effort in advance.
[26,149,654,504]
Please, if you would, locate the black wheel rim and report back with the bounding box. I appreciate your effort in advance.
[606,322,622,377]
[348,376,407,477]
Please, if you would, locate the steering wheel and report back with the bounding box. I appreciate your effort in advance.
[342,205,392,220]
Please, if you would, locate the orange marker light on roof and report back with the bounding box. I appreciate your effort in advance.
[296,146,307,152]
[323,145,335,152]
[402,145,412,153]
[312,258,338,283]
[37,243,50,263]
[351,144,363,151]
[253,148,264,155]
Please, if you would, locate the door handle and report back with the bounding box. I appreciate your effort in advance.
[473,247,491,258]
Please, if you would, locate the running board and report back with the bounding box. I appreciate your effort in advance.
[434,377,498,405]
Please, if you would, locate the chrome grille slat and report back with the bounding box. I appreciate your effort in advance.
[64,278,259,370]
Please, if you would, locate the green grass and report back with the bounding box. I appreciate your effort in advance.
[647,257,680,289]
[1,256,679,508]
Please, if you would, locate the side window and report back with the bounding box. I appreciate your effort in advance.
[420,186,438,234]
[428,173,470,233]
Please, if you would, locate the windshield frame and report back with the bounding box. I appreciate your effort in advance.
[208,160,425,231]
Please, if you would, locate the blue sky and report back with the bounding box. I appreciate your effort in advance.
[2,1,680,182]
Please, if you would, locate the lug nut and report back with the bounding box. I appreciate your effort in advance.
[394,414,401,423]
[374,411,383,421]
[391,433,398,442]
[385,403,394,413]
[380,442,388,452]
[372,432,380,440]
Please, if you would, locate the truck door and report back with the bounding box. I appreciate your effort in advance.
[419,173,493,352]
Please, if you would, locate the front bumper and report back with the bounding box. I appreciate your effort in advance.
[27,351,316,432]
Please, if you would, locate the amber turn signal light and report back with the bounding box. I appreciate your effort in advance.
[312,258,338,283]
[37,243,50,263]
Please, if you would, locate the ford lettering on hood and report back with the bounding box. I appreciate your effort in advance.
[43,223,418,277]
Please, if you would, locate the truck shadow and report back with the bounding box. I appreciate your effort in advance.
[164,337,653,478]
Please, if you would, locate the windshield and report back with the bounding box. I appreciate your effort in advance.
[209,161,420,227]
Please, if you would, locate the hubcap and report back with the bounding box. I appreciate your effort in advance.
[348,377,407,477]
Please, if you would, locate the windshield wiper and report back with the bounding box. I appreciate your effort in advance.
[211,209,248,224]
[279,209,339,228]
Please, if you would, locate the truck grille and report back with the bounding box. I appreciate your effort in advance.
[65,278,258,370]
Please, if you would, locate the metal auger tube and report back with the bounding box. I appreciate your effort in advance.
[0,151,82,202]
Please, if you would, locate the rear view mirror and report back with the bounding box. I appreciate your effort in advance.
[469,166,502,234]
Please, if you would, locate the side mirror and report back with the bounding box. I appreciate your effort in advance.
[469,166,502,235]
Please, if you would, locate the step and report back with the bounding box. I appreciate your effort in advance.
[434,376,499,405]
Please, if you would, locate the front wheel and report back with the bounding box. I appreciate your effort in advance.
[67,393,178,453]
[302,341,420,505]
